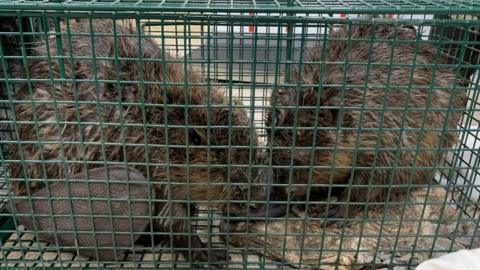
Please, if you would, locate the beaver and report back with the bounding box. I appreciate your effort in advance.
[8,19,267,265]
[265,22,467,223]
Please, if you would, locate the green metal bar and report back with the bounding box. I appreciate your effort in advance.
[112,18,133,261]
[181,15,194,266]
[1,13,479,27]
[279,16,300,268]
[158,16,176,269]
[333,21,356,269]
[0,19,30,266]
[0,2,479,15]
[11,13,57,261]
[48,16,122,262]
[87,17,117,261]
[263,18,285,270]
[223,18,235,264]
[431,22,472,257]
[244,15,258,263]
[52,16,65,78]
[204,14,214,265]
[350,20,378,269]
[386,20,431,268]
[283,0,294,85]
[315,20,334,270]
[367,22,411,266]
[58,17,86,262]
[292,22,309,270]
[465,70,480,249]
[133,17,156,259]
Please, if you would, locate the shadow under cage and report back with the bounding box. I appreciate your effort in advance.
[0,1,479,269]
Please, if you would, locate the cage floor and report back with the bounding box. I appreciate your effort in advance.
[0,228,433,270]
[0,223,281,269]
[1,186,478,270]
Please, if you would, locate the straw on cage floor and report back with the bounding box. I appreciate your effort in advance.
[224,187,480,270]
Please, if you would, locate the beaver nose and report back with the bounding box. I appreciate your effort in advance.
[228,167,248,196]
[249,167,270,201]
[230,167,246,182]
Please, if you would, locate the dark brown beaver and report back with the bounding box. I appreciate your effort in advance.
[265,23,467,223]
[8,19,266,265]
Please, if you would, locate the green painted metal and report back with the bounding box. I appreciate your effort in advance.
[0,2,479,269]
[0,0,478,14]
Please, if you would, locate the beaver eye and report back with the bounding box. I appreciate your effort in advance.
[188,129,203,145]
[230,167,247,183]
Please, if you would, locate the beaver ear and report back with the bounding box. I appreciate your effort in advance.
[289,63,300,84]
[269,87,295,127]
[321,108,340,126]
[320,93,342,125]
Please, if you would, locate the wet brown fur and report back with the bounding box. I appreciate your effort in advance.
[9,19,264,264]
[266,23,467,221]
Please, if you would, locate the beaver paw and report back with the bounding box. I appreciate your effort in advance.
[310,204,353,228]
[189,248,230,268]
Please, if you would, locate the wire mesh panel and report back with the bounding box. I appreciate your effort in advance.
[0,1,479,269]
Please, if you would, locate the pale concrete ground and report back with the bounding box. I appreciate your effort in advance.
[444,70,480,202]
[469,71,480,122]
[145,23,204,59]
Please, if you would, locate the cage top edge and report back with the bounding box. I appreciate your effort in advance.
[0,0,479,15]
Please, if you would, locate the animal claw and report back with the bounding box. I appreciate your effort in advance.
[309,204,352,228]
[188,247,230,269]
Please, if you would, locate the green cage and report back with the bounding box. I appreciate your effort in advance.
[0,1,479,269]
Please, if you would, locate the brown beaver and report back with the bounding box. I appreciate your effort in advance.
[265,22,467,223]
[8,19,267,265]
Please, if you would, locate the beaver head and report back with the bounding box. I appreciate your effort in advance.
[180,97,268,208]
